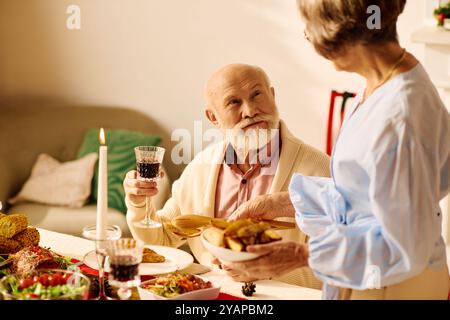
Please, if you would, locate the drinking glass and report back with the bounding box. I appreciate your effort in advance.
[82,225,122,300]
[133,146,165,228]
[106,238,143,300]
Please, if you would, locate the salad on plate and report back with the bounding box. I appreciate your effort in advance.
[0,269,90,300]
[139,273,219,300]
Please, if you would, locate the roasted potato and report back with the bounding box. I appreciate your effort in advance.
[240,236,257,246]
[224,220,253,237]
[225,238,245,252]
[203,227,225,247]
[259,229,282,243]
[236,222,270,238]
[204,219,282,252]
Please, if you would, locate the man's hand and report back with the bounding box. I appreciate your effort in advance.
[228,192,295,221]
[220,242,309,282]
[123,170,161,204]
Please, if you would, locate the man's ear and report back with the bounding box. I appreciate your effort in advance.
[205,108,219,126]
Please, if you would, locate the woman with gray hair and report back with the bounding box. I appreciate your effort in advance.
[224,0,450,299]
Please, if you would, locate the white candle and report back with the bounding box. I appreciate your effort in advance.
[96,128,108,240]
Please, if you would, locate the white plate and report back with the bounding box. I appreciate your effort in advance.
[83,245,194,275]
[138,276,220,300]
[200,230,260,262]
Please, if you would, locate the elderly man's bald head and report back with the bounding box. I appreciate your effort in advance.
[203,63,279,132]
[204,64,272,109]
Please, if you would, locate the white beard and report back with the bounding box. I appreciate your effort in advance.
[226,128,278,164]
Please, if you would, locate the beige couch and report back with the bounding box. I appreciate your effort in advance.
[0,103,171,237]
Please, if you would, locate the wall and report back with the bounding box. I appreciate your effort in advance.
[0,0,426,179]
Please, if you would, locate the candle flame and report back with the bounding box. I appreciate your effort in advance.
[99,128,106,145]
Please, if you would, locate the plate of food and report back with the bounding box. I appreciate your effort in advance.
[0,213,41,256]
[0,213,75,280]
[201,219,282,262]
[138,273,220,300]
[83,245,194,275]
[1,245,73,276]
[0,269,90,300]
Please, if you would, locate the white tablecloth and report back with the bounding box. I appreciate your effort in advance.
[37,228,322,300]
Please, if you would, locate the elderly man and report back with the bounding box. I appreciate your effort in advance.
[124,63,329,289]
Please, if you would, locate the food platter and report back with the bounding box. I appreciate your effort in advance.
[200,231,260,262]
[200,219,283,265]
[138,274,220,300]
[82,245,194,275]
[0,269,90,300]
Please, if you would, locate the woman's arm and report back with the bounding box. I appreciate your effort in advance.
[293,121,443,290]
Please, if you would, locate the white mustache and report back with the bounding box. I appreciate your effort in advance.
[234,116,270,130]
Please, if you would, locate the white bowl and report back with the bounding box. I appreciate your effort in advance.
[138,275,220,300]
[200,230,260,262]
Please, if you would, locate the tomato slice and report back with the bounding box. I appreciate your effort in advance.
[61,273,70,284]
[50,273,62,286]
[19,278,33,289]
[39,274,50,286]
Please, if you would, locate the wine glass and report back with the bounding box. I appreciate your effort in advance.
[82,225,122,300]
[106,238,143,300]
[133,146,165,228]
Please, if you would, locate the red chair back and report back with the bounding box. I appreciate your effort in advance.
[326,90,356,155]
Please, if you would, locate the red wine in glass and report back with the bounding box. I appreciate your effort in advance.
[134,146,165,228]
[106,238,143,300]
[109,255,140,283]
[137,161,160,180]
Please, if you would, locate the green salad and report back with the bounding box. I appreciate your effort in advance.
[0,256,10,279]
[143,273,212,298]
[1,272,88,300]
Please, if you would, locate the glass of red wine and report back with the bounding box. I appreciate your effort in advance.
[134,146,165,228]
[82,225,122,300]
[106,238,143,300]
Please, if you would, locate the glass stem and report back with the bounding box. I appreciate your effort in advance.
[96,253,108,300]
[118,287,131,300]
[144,197,151,225]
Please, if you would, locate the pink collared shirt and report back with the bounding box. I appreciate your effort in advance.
[214,142,280,219]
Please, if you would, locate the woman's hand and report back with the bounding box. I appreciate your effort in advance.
[123,170,162,204]
[228,192,295,221]
[220,242,309,282]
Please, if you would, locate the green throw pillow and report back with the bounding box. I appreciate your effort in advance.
[77,128,162,213]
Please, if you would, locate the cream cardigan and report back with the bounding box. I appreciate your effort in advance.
[126,121,330,289]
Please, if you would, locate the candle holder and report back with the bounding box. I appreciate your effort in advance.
[82,225,122,300]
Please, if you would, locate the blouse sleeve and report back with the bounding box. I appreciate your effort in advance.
[290,120,444,290]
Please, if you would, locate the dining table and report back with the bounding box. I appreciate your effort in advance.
[37,227,322,300]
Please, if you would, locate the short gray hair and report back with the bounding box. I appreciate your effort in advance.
[297,0,406,57]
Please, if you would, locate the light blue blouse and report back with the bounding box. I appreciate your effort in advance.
[289,64,450,299]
